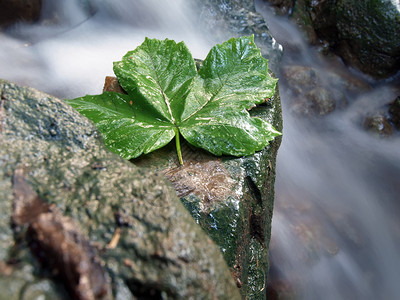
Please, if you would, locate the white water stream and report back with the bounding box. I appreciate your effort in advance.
[254,2,400,299]
[1,1,399,299]
[0,0,213,98]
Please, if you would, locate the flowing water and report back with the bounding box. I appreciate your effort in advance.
[0,0,213,98]
[254,2,400,299]
[1,1,400,299]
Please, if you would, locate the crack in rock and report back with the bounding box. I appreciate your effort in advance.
[12,167,112,300]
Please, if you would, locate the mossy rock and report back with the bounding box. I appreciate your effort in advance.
[287,0,400,78]
[0,79,241,299]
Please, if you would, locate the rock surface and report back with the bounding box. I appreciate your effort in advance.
[266,0,400,79]
[362,95,400,137]
[0,79,241,299]
[389,96,400,130]
[0,0,42,28]
[104,69,283,299]
[313,0,400,79]
[281,65,369,116]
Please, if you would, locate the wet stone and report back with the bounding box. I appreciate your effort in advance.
[388,96,400,130]
[0,79,241,299]
[103,73,282,298]
[282,65,369,116]
[128,74,283,298]
[364,114,394,137]
[0,0,42,28]
[280,0,400,79]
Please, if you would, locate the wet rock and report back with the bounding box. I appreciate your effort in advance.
[12,167,112,300]
[282,66,318,94]
[277,0,400,79]
[363,114,394,137]
[0,0,42,28]
[304,87,336,115]
[388,96,400,130]
[361,94,400,137]
[266,0,295,15]
[281,65,368,116]
[334,0,400,79]
[104,74,283,299]
[0,79,241,299]
[267,0,400,78]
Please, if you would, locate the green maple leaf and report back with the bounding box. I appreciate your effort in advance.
[66,36,281,164]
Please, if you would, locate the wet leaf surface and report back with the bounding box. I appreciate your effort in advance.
[67,36,281,162]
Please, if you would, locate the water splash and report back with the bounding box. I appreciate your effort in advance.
[391,0,400,12]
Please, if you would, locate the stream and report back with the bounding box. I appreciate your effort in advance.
[254,2,400,299]
[1,1,400,299]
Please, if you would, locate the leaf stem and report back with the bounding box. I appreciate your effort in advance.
[174,127,183,165]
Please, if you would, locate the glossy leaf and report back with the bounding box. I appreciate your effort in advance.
[66,36,281,163]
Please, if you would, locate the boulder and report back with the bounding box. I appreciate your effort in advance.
[389,96,400,130]
[103,70,283,299]
[314,0,400,79]
[268,0,400,79]
[0,0,42,27]
[0,79,241,299]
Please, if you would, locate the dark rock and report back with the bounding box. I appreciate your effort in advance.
[280,0,400,79]
[266,0,295,15]
[0,79,241,299]
[0,0,42,28]
[363,114,394,137]
[333,0,400,79]
[103,73,283,299]
[266,0,400,78]
[389,96,400,130]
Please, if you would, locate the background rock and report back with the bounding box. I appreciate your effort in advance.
[265,0,400,79]
[0,0,42,28]
[317,0,400,79]
[389,96,400,130]
[0,79,240,299]
[281,65,369,116]
[362,95,400,137]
